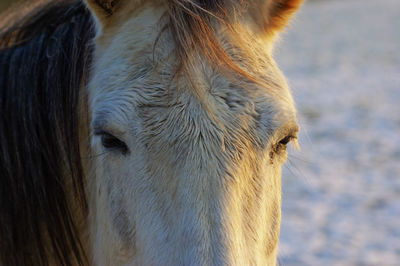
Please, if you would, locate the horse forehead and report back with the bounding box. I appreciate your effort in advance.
[88,3,297,136]
[91,72,296,144]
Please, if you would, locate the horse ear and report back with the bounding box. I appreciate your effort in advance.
[247,0,304,38]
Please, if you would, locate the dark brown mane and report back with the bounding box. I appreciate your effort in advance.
[0,1,93,265]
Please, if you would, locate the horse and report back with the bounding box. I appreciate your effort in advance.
[0,0,302,265]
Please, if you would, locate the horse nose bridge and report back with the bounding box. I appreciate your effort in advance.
[172,171,256,264]
[175,198,238,265]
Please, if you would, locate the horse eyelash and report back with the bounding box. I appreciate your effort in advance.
[94,131,129,155]
[269,135,297,164]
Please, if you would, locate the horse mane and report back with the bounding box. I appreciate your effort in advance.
[0,1,94,265]
[166,0,256,84]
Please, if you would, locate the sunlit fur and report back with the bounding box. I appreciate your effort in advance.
[86,0,301,265]
[0,0,302,265]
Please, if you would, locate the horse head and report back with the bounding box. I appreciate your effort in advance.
[84,0,302,264]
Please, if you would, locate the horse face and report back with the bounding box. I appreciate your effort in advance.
[85,0,301,264]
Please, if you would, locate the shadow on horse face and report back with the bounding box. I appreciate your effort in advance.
[86,0,301,265]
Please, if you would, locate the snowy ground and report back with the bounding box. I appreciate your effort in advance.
[275,0,400,265]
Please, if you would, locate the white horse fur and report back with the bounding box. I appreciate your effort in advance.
[84,0,302,264]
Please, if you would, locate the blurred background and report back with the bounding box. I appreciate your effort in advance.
[276,0,400,265]
[1,0,399,265]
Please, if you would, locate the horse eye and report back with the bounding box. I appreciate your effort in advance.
[279,135,293,146]
[99,132,128,155]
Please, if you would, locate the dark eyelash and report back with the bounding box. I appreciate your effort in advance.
[279,135,294,146]
[95,131,129,155]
